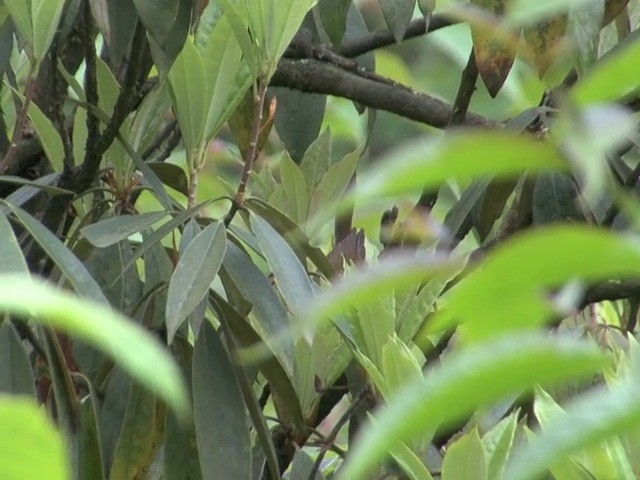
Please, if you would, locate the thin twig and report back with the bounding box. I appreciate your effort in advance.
[0,72,37,174]
[448,49,479,126]
[225,80,269,226]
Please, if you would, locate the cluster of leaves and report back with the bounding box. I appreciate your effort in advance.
[2,0,640,479]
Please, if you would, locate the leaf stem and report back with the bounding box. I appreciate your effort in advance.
[225,79,268,226]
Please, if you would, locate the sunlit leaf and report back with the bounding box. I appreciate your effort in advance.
[0,397,70,480]
[442,428,487,480]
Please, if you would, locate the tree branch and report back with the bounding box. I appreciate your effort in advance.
[339,12,460,58]
[271,58,496,128]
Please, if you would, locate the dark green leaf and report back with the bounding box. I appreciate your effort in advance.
[300,129,333,191]
[379,0,416,42]
[273,88,327,163]
[0,322,35,396]
[338,333,607,479]
[109,384,160,479]
[75,382,106,480]
[193,321,252,480]
[4,202,108,304]
[133,0,179,45]
[148,162,189,196]
[318,0,353,48]
[532,173,584,224]
[290,448,325,480]
[166,221,226,343]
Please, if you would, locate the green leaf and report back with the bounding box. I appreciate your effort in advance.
[0,274,189,418]
[75,382,106,480]
[193,321,252,479]
[81,212,169,248]
[290,448,325,480]
[442,428,488,480]
[166,221,227,343]
[318,0,353,48]
[389,439,435,480]
[483,412,518,480]
[4,202,108,304]
[0,213,28,273]
[505,381,640,480]
[109,384,160,479]
[27,101,65,172]
[429,226,640,342]
[278,151,310,224]
[0,322,36,396]
[245,198,336,279]
[309,146,360,224]
[168,37,208,154]
[147,162,189,196]
[571,33,640,104]
[201,14,252,139]
[272,88,326,163]
[352,294,396,369]
[0,396,70,480]
[300,129,333,191]
[251,214,314,316]
[132,0,179,45]
[337,333,607,480]
[31,0,66,61]
[301,252,462,331]
[4,0,32,50]
[379,0,416,43]
[347,131,567,208]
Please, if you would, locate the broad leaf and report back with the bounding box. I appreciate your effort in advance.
[379,0,416,43]
[31,0,66,62]
[0,322,36,396]
[0,213,28,273]
[442,428,488,480]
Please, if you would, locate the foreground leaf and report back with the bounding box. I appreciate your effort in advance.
[338,333,607,479]
[0,396,70,480]
[0,274,189,417]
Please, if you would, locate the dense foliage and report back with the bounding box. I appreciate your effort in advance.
[1,0,640,479]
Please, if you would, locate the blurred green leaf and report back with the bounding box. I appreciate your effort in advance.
[166,221,226,343]
[347,131,567,207]
[193,321,252,479]
[0,396,70,480]
[430,226,640,342]
[505,381,640,480]
[0,274,189,418]
[338,333,607,479]
[318,0,352,48]
[31,0,66,62]
[277,151,310,224]
[571,33,640,104]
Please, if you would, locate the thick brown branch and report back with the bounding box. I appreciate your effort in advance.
[271,59,496,128]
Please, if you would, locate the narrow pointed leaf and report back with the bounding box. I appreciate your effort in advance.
[0,213,28,273]
[4,202,108,304]
[81,212,168,248]
[0,323,35,396]
[193,321,252,480]
[166,221,226,343]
